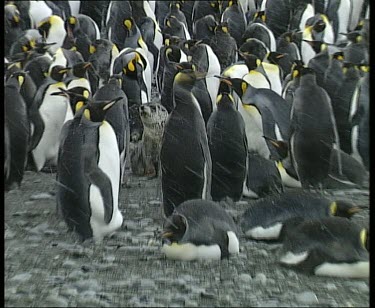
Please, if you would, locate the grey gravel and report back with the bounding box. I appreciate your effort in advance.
[255,273,267,285]
[239,273,252,283]
[9,273,32,283]
[4,171,370,307]
[44,295,69,307]
[295,291,319,305]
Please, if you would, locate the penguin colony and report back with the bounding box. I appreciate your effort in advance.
[4,0,369,278]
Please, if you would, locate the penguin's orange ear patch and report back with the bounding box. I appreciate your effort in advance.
[89,45,96,54]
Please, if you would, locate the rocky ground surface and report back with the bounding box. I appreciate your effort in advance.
[5,169,370,307]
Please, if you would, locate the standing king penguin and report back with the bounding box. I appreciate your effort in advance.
[289,67,339,189]
[160,62,212,217]
[207,90,248,202]
[57,98,124,241]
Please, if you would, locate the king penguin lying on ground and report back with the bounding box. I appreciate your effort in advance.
[161,199,240,261]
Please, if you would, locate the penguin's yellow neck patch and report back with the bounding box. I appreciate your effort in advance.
[242,104,259,115]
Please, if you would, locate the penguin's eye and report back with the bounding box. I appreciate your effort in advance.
[360,229,367,249]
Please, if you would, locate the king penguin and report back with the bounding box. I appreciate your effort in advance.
[93,75,130,186]
[57,97,124,241]
[160,62,212,218]
[37,15,67,55]
[4,71,30,191]
[207,90,248,202]
[279,217,369,278]
[240,190,364,241]
[289,66,339,189]
[31,65,71,171]
[161,199,240,261]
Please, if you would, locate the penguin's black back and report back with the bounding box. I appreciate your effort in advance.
[207,96,247,201]
[161,88,208,216]
[5,76,30,189]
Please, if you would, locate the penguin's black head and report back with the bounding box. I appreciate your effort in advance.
[174,62,206,84]
[267,52,286,65]
[123,17,136,31]
[240,53,262,71]
[342,62,361,77]
[253,11,266,23]
[228,0,239,6]
[5,4,21,27]
[162,214,187,244]
[37,16,53,39]
[216,92,235,108]
[329,200,364,219]
[165,45,183,63]
[163,35,181,47]
[10,36,36,55]
[239,39,268,60]
[83,97,124,122]
[343,31,363,44]
[164,15,182,30]
[169,1,182,10]
[332,51,344,61]
[218,80,232,95]
[72,62,92,78]
[214,22,229,34]
[49,65,71,81]
[180,39,203,56]
[7,71,27,88]
[50,86,91,114]
[305,14,326,33]
[291,61,308,79]
[215,76,248,98]
[122,52,145,78]
[108,74,123,88]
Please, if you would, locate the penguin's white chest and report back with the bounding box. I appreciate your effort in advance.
[32,83,69,171]
[89,121,123,241]
[239,103,270,158]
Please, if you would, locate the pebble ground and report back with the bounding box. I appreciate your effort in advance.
[5,171,370,307]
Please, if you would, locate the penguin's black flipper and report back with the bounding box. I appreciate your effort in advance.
[200,138,212,201]
[83,150,114,224]
[28,105,45,151]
